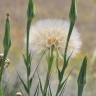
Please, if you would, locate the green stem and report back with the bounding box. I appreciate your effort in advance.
[27,72,30,96]
[43,47,54,96]
[25,18,31,96]
[43,71,50,96]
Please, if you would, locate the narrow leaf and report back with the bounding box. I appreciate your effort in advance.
[34,82,39,96]
[77,57,87,96]
[37,72,44,95]
[17,73,29,93]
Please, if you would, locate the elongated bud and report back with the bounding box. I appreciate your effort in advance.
[3,13,11,58]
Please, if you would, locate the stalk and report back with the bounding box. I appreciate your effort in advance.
[55,0,77,96]
[43,47,54,96]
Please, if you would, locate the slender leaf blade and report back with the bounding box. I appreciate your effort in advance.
[77,57,87,96]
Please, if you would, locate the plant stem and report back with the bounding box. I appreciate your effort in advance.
[43,47,54,96]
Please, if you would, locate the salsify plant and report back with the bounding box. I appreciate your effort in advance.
[0,0,88,96]
[0,14,11,95]
[17,0,35,96]
[18,0,87,96]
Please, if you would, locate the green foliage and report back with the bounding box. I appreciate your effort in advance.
[0,14,11,83]
[56,0,77,96]
[3,14,11,58]
[0,0,88,96]
[26,0,35,54]
[18,0,35,96]
[78,57,87,96]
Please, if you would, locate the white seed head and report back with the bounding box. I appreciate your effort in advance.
[29,19,81,57]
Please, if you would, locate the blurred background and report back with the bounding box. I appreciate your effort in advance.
[0,0,96,96]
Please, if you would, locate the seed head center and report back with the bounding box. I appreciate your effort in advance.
[47,37,59,46]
